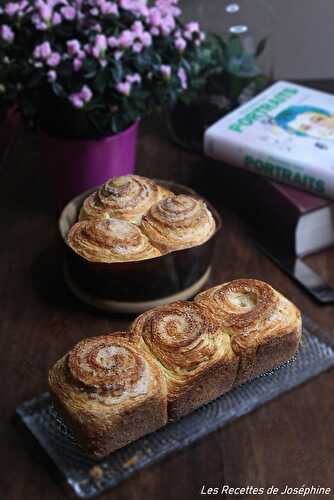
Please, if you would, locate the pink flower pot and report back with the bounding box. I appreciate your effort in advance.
[41,121,139,212]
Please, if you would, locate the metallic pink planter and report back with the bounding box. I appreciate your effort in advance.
[41,121,139,212]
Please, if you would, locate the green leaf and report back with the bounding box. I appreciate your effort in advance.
[94,72,107,93]
[256,37,267,58]
[110,61,123,82]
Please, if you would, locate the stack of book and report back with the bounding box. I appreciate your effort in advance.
[204,81,334,302]
[205,80,334,258]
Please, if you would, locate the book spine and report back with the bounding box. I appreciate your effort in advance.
[204,132,334,201]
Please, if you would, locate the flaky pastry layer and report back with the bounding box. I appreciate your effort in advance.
[131,301,238,419]
[49,279,302,457]
[141,194,216,253]
[195,279,302,384]
[49,333,167,458]
[79,175,172,224]
[67,218,161,263]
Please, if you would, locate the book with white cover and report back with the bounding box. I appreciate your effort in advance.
[204,81,334,200]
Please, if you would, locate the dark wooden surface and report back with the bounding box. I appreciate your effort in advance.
[1,82,334,500]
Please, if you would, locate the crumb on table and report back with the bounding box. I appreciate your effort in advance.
[123,452,144,469]
[89,465,104,480]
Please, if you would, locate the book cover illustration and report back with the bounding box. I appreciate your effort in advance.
[205,81,334,199]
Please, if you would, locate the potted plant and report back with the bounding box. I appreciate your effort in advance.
[0,0,212,209]
[167,0,274,152]
[0,28,20,164]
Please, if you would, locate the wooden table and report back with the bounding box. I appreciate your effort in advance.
[2,82,334,500]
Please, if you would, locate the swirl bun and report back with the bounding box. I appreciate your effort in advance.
[131,301,237,419]
[67,218,161,263]
[68,336,147,403]
[49,280,302,456]
[195,279,302,384]
[141,194,216,253]
[79,175,172,224]
[49,334,167,458]
[195,279,278,335]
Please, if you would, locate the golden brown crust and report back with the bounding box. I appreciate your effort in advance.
[67,218,161,263]
[131,301,238,419]
[48,333,168,458]
[195,279,302,384]
[49,279,302,457]
[79,175,172,224]
[140,194,216,253]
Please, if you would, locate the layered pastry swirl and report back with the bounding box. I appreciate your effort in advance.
[195,279,302,384]
[72,176,217,263]
[131,301,237,419]
[49,334,167,458]
[141,194,216,252]
[49,279,302,458]
[67,218,161,263]
[79,175,172,224]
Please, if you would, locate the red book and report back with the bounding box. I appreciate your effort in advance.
[245,177,334,257]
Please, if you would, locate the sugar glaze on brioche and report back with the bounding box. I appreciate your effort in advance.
[49,279,302,458]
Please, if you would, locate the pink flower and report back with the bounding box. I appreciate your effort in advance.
[160,64,171,79]
[149,9,161,26]
[80,85,93,102]
[186,21,200,33]
[40,41,52,59]
[133,42,143,53]
[69,94,84,108]
[150,27,159,36]
[120,0,145,12]
[91,35,107,58]
[177,67,188,90]
[35,21,48,31]
[67,40,81,56]
[126,73,141,84]
[73,58,82,71]
[95,34,107,51]
[116,81,131,96]
[98,1,118,15]
[47,70,57,82]
[140,32,152,47]
[161,16,175,35]
[120,0,133,7]
[108,36,119,48]
[175,37,186,52]
[132,20,144,35]
[119,30,134,48]
[47,52,61,67]
[5,3,20,16]
[69,85,93,108]
[38,3,52,22]
[52,12,62,25]
[0,25,14,43]
[61,6,76,21]
[114,50,123,60]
